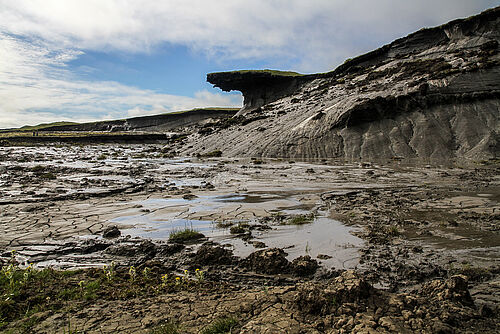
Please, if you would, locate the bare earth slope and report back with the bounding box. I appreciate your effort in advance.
[185,7,500,161]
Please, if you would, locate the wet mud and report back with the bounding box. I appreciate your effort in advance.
[0,145,498,333]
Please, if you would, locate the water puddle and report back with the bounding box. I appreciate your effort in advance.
[109,192,363,269]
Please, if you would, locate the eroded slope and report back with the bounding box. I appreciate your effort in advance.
[190,7,500,160]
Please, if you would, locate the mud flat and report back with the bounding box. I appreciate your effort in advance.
[0,144,499,333]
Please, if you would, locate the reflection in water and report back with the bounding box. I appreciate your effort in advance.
[110,193,363,269]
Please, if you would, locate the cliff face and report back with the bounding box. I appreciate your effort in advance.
[207,71,304,115]
[186,7,500,161]
[42,108,237,132]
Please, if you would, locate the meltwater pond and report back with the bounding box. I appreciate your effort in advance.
[109,192,363,269]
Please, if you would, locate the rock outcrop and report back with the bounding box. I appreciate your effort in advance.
[187,7,500,161]
[207,70,304,115]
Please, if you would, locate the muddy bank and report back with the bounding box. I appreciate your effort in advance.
[0,145,499,333]
[3,263,497,333]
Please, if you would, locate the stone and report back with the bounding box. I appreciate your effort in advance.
[242,248,290,275]
[290,255,319,277]
[191,244,235,267]
[102,226,121,238]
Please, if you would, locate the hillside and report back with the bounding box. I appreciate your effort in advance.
[185,7,500,161]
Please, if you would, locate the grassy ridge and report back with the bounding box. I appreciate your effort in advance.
[209,69,304,77]
[0,122,79,133]
[1,107,240,133]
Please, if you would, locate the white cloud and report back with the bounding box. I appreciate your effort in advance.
[0,1,497,127]
[1,0,497,71]
[0,32,241,128]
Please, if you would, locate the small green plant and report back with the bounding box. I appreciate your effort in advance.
[102,261,116,282]
[23,263,34,281]
[129,266,137,282]
[82,280,100,300]
[149,320,181,334]
[183,269,190,282]
[229,224,247,234]
[195,269,205,282]
[161,274,169,288]
[448,263,492,281]
[2,263,16,290]
[285,214,315,225]
[169,229,205,243]
[143,267,152,279]
[200,317,238,334]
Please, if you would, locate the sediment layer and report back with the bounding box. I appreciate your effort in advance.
[191,7,500,161]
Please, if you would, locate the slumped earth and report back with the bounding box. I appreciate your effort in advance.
[0,144,499,333]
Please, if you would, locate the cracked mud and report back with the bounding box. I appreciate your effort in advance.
[0,145,499,333]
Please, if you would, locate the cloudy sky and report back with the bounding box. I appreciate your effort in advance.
[0,1,498,128]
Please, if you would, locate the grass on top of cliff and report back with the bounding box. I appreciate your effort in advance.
[210,69,304,77]
[0,122,79,133]
[160,107,240,116]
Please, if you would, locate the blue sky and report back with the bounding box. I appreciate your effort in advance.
[0,0,498,128]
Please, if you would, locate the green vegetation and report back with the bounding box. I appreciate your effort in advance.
[210,69,303,77]
[0,107,239,133]
[15,122,79,132]
[168,229,205,243]
[161,107,239,116]
[149,320,181,334]
[229,223,249,234]
[283,214,315,225]
[0,130,130,139]
[0,254,209,333]
[0,255,82,332]
[200,317,238,334]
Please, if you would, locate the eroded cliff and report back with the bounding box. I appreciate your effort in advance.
[207,70,304,115]
[41,108,237,133]
[188,7,500,161]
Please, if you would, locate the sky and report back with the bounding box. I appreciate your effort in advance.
[0,1,498,128]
